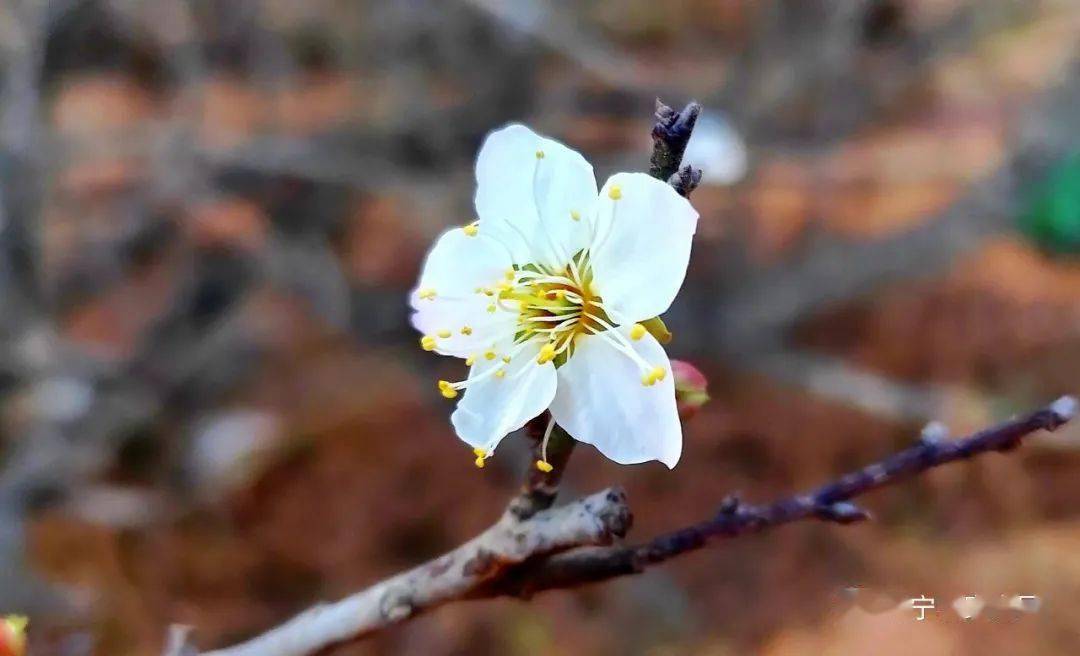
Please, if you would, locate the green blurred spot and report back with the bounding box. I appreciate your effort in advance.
[642,316,672,344]
[1019,152,1080,255]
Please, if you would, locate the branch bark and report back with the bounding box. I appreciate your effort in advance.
[490,396,1077,596]
[178,396,1076,654]
[650,99,702,197]
[201,488,631,656]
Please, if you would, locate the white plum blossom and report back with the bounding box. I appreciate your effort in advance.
[410,124,699,469]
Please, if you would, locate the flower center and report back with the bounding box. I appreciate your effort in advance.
[506,251,611,365]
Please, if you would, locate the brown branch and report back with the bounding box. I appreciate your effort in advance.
[489,396,1078,597]
[199,488,631,656]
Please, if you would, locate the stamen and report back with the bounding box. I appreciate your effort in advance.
[446,341,535,392]
[502,355,512,363]
[525,314,581,325]
[437,380,458,398]
[421,335,437,351]
[585,317,655,374]
[437,329,451,339]
[537,343,557,364]
[630,323,646,340]
[418,288,436,300]
[474,456,486,468]
[536,414,556,471]
[462,222,479,237]
[461,326,473,336]
[608,184,622,200]
[559,289,584,304]
[641,366,666,387]
[570,210,581,221]
[531,149,570,267]
[486,304,497,313]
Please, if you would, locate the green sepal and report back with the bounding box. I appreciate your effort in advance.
[641,316,672,344]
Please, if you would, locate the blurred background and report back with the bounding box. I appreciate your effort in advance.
[0,0,1079,654]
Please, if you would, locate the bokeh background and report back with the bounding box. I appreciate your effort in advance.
[1,0,1079,654]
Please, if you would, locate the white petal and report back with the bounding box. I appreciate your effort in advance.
[410,225,518,358]
[549,328,681,467]
[411,294,518,358]
[451,340,557,452]
[475,124,597,267]
[411,226,513,303]
[589,173,698,323]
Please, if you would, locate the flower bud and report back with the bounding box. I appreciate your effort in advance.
[0,616,27,656]
[671,359,709,421]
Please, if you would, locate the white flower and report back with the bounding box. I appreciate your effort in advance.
[410,124,699,469]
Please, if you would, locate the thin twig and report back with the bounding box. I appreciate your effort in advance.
[490,396,1078,596]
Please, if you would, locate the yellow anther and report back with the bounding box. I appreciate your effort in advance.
[437,329,451,339]
[641,366,667,386]
[460,325,473,336]
[497,280,512,291]
[418,288,437,300]
[570,210,581,221]
[486,304,497,313]
[438,380,458,399]
[535,459,554,473]
[462,222,479,237]
[608,184,622,200]
[502,355,511,363]
[482,287,494,296]
[495,369,506,379]
[630,323,646,340]
[473,447,486,457]
[537,343,557,364]
[474,456,486,468]
[535,149,545,159]
[505,268,515,280]
[421,335,437,351]
[465,354,476,366]
[484,349,497,360]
